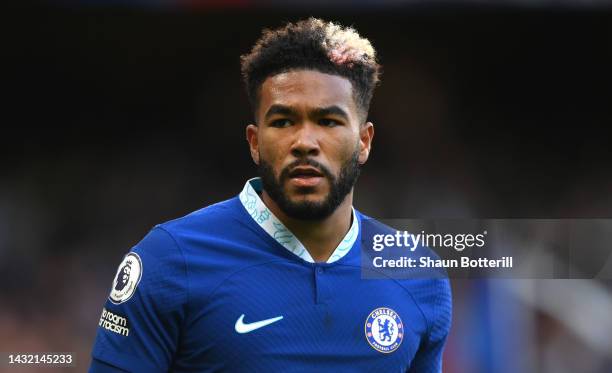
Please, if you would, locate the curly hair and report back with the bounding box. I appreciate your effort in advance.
[240,18,381,122]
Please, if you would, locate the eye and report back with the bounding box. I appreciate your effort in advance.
[319,118,341,127]
[270,119,292,128]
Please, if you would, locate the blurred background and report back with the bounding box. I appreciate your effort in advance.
[2,0,612,372]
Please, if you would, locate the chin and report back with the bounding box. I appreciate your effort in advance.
[288,193,327,205]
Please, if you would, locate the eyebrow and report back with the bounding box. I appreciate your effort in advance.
[264,104,350,122]
[264,105,295,120]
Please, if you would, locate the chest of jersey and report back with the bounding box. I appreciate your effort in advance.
[174,260,428,372]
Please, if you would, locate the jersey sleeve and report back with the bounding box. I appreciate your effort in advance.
[408,278,452,373]
[89,226,188,373]
[89,358,130,372]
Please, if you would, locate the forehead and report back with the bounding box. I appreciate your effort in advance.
[258,70,356,117]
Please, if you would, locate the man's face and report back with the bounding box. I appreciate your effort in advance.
[246,70,374,220]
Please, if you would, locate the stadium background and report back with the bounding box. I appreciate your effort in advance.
[2,1,612,372]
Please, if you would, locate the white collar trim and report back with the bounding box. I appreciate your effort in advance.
[239,177,358,263]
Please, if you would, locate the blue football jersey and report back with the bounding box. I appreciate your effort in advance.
[90,179,451,372]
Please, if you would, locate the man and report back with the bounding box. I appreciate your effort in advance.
[90,18,451,372]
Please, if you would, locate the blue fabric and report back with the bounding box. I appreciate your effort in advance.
[89,358,130,372]
[90,196,451,372]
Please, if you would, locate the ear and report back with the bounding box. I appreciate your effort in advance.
[246,124,260,165]
[358,121,374,165]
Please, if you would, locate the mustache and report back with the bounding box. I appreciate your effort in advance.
[279,159,334,182]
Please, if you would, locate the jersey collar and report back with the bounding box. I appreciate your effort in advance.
[239,177,358,263]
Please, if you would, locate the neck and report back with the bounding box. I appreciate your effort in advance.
[261,191,354,263]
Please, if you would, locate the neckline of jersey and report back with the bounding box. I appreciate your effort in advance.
[238,177,360,266]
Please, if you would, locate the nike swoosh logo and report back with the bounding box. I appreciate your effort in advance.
[235,314,283,334]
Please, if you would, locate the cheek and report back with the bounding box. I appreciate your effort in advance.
[259,134,289,168]
[326,135,359,168]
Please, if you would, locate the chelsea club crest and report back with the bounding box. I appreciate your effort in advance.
[109,252,143,304]
[365,307,404,353]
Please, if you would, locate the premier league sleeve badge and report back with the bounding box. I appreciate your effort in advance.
[109,252,143,304]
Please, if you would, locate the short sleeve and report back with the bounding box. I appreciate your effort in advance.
[408,278,452,373]
[89,358,130,372]
[89,226,188,373]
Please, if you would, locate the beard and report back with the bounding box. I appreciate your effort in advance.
[258,149,361,221]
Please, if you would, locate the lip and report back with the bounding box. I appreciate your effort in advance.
[287,165,325,188]
[288,166,324,178]
[288,174,323,188]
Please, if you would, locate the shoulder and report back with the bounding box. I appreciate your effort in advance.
[149,196,258,251]
[135,195,279,295]
[357,211,397,237]
[129,196,244,263]
[159,196,243,235]
[126,197,247,290]
[357,211,445,263]
[356,211,452,334]
[399,277,452,338]
[137,195,263,276]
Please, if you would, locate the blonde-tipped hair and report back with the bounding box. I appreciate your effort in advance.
[241,18,381,121]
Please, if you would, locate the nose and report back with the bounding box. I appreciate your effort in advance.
[290,122,320,158]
